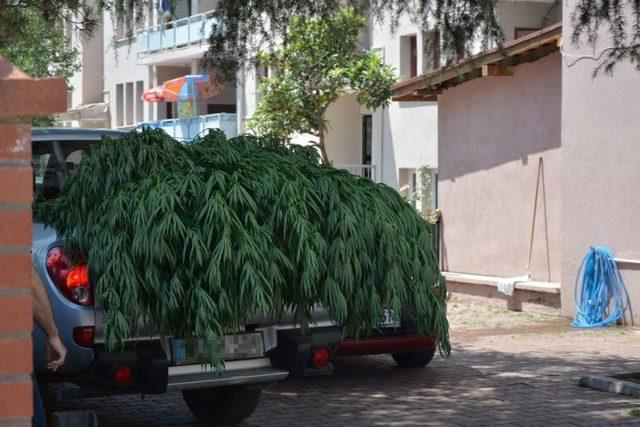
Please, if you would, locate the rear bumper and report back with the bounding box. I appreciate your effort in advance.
[167,358,288,391]
[56,340,287,397]
[335,335,436,356]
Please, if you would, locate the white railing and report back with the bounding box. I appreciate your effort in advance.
[146,113,237,140]
[333,163,376,181]
[136,11,216,55]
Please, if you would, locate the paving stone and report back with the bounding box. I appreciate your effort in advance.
[48,323,640,426]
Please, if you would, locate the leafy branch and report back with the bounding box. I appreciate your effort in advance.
[38,129,450,367]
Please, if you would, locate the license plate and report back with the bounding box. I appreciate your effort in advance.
[381,308,400,328]
[170,332,265,365]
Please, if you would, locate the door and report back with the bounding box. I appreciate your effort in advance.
[362,115,372,179]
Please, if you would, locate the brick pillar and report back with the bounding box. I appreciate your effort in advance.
[0,56,66,426]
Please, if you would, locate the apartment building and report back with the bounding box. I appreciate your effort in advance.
[58,8,108,128]
[63,0,560,194]
[240,0,560,198]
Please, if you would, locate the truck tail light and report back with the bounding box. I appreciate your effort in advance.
[73,327,95,348]
[311,347,331,368]
[46,247,93,306]
[114,365,134,385]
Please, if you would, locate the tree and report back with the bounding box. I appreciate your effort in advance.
[0,7,80,125]
[572,0,640,74]
[206,0,503,80]
[0,0,97,44]
[249,8,397,163]
[2,0,639,76]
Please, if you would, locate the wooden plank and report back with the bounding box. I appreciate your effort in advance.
[392,93,438,102]
[481,63,513,77]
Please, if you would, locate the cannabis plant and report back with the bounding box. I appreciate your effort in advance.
[38,129,449,365]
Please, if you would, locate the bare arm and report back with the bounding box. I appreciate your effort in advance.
[32,268,58,338]
[32,268,67,371]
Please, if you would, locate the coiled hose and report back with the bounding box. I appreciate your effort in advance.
[572,246,631,328]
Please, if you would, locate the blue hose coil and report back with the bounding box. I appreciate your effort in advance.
[572,246,631,328]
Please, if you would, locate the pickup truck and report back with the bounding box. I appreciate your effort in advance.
[32,128,289,425]
[32,127,439,424]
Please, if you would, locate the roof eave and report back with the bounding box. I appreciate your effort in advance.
[391,23,563,102]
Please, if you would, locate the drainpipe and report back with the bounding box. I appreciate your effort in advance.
[378,105,385,183]
[236,67,246,134]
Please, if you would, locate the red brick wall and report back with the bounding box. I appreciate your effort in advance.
[0,122,34,426]
[0,57,66,426]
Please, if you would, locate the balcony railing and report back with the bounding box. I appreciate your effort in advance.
[136,11,216,55]
[333,163,376,181]
[147,113,237,141]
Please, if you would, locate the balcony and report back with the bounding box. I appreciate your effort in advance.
[136,11,216,55]
[147,113,237,141]
[333,164,376,181]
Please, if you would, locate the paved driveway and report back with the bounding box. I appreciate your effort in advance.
[52,327,640,426]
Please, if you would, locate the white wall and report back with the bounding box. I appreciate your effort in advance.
[497,1,561,42]
[103,10,154,128]
[370,14,439,187]
[561,2,640,321]
[68,7,105,109]
[324,94,362,164]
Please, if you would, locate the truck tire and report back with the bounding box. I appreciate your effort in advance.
[182,385,262,425]
[391,347,436,368]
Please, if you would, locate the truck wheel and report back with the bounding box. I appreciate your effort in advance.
[391,347,436,368]
[182,385,262,425]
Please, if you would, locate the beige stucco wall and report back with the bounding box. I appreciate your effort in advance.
[324,94,363,164]
[288,93,363,165]
[438,52,562,282]
[561,4,640,320]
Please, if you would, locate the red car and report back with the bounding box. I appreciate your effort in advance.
[269,308,438,376]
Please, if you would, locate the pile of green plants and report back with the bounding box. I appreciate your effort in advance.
[38,129,449,362]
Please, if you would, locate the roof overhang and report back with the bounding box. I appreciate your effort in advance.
[391,23,563,102]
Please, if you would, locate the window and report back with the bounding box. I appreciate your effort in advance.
[207,104,237,114]
[135,81,144,123]
[400,35,418,79]
[409,36,417,77]
[33,140,96,203]
[115,19,125,40]
[115,84,124,127]
[125,82,134,125]
[399,167,437,214]
[255,64,269,104]
[514,27,540,40]
[172,0,191,20]
[422,30,441,73]
[64,17,73,42]
[362,115,372,165]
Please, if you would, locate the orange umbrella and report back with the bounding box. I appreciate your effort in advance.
[141,74,224,103]
[141,87,165,102]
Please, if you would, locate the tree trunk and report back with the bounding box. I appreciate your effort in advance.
[318,129,329,163]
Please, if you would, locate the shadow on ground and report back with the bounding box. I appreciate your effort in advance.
[50,329,640,426]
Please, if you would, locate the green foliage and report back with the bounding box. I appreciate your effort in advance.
[0,7,80,125]
[206,0,504,80]
[249,8,398,162]
[3,0,639,76]
[0,0,96,44]
[572,0,640,74]
[38,129,450,366]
